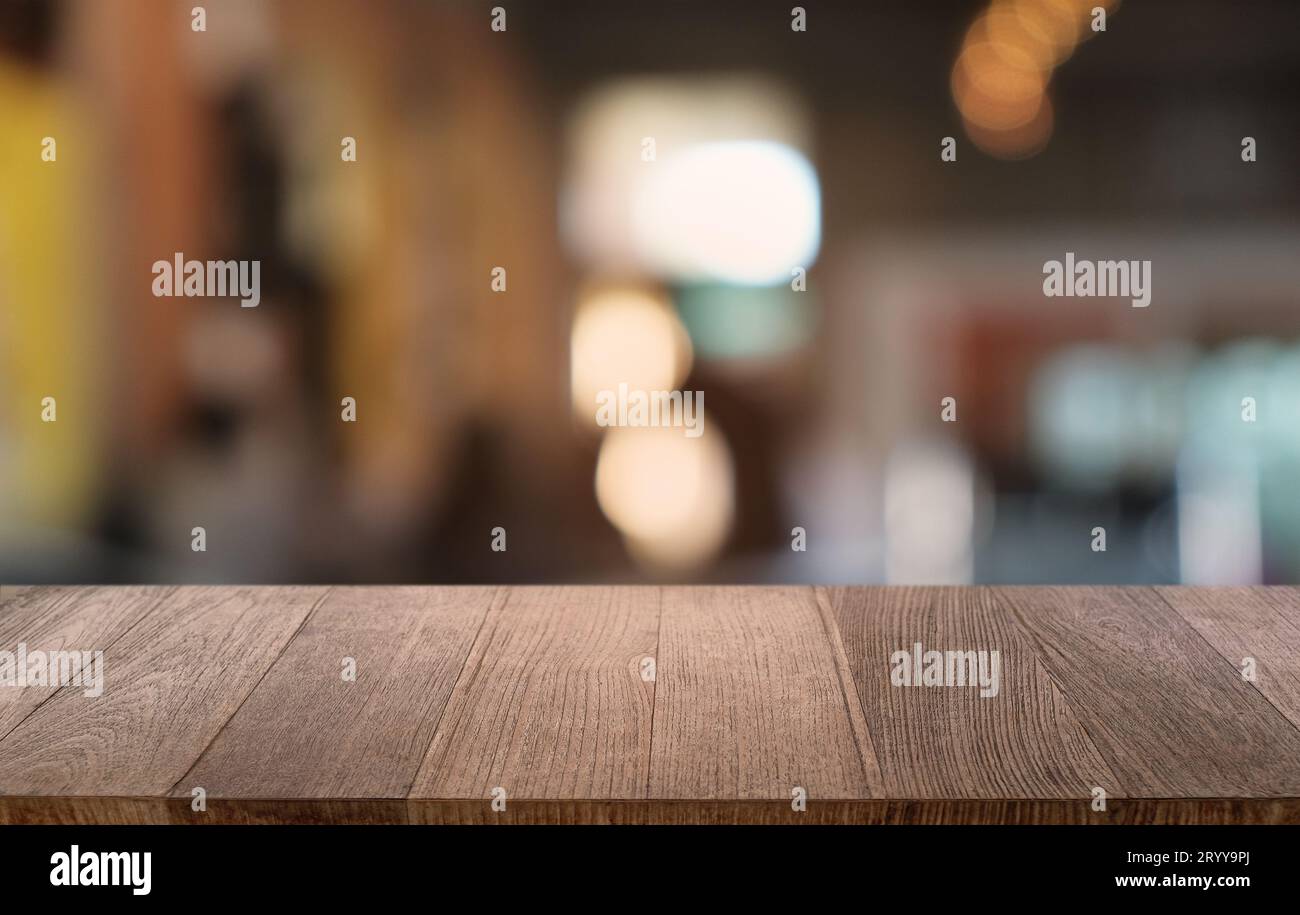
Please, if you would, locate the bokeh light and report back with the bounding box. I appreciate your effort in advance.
[595,426,734,571]
[954,0,1120,159]
[570,284,693,425]
[632,141,821,287]
[884,442,976,584]
[675,284,815,362]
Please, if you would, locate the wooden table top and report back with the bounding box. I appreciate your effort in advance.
[1,585,1297,824]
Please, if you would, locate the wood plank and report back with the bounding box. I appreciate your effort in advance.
[0,586,175,741]
[174,587,497,804]
[823,586,1119,799]
[7,793,1296,826]
[0,586,327,799]
[409,797,1300,826]
[410,586,658,800]
[648,586,878,800]
[0,797,178,826]
[2,585,1296,825]
[1156,586,1300,732]
[995,586,1300,797]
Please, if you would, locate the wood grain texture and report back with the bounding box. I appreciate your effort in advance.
[0,586,326,796]
[823,586,1119,798]
[1156,586,1300,731]
[3,795,1298,826]
[174,587,498,800]
[0,586,175,741]
[0,797,178,825]
[995,586,1300,797]
[408,797,1300,825]
[2,585,1298,824]
[410,586,658,800]
[649,586,878,800]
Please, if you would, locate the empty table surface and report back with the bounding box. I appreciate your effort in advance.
[1,585,1297,824]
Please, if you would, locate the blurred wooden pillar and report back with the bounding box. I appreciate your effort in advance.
[69,0,212,462]
[277,0,573,553]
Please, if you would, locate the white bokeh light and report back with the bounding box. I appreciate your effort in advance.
[632,141,821,287]
[595,426,734,570]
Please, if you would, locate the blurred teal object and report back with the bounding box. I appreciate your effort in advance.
[675,284,815,360]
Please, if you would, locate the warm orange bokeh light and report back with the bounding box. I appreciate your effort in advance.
[954,0,1117,159]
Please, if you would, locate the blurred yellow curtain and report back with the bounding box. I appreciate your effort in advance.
[0,60,98,531]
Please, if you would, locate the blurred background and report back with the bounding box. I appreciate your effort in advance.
[2,0,1299,584]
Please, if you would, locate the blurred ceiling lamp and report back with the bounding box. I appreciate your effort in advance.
[570,284,692,425]
[962,96,1054,160]
[562,77,816,283]
[632,140,820,286]
[973,3,1064,70]
[595,426,734,571]
[954,39,1049,127]
[954,0,1120,159]
[952,38,1053,159]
